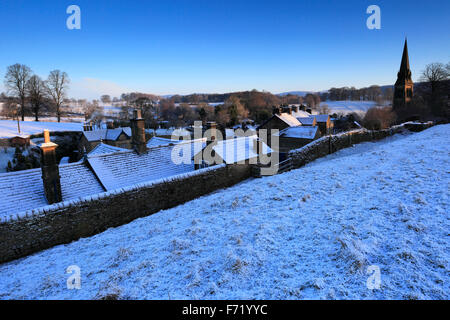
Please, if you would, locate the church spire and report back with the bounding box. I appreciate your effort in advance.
[397,38,411,81]
[393,38,414,111]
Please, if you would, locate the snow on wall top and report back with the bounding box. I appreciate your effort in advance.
[87,142,199,191]
[88,143,128,156]
[276,126,318,139]
[0,162,104,219]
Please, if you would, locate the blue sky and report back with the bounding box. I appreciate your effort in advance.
[0,0,449,99]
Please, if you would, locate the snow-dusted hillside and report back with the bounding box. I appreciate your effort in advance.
[0,125,448,300]
[0,120,83,138]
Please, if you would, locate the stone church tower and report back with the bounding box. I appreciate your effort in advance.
[393,39,414,110]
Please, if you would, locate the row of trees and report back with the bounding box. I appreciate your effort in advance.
[3,64,70,122]
[320,85,392,103]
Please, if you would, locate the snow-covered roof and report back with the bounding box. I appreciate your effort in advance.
[146,137,181,148]
[83,128,131,142]
[87,140,204,191]
[297,117,316,126]
[275,126,318,140]
[313,115,330,123]
[292,110,312,118]
[0,162,104,218]
[88,143,128,156]
[275,113,301,127]
[208,136,272,164]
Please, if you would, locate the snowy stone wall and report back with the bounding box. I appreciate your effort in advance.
[290,122,433,170]
[0,164,252,263]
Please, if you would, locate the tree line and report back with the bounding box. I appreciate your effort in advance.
[3,64,70,122]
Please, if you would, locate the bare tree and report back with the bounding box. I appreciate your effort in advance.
[100,94,111,104]
[4,64,32,121]
[26,75,46,121]
[419,62,449,95]
[45,70,70,122]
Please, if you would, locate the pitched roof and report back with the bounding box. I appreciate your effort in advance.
[87,140,204,191]
[88,143,128,156]
[205,136,272,165]
[292,110,312,118]
[313,115,330,123]
[275,126,318,140]
[297,117,316,126]
[83,128,131,142]
[275,113,301,127]
[146,136,181,148]
[0,162,105,219]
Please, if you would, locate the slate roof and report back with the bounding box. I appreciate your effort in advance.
[83,127,132,142]
[275,113,301,127]
[297,117,316,126]
[313,115,331,123]
[292,110,312,118]
[275,126,318,140]
[0,162,105,218]
[87,140,205,191]
[88,143,128,156]
[199,136,272,165]
[146,137,181,148]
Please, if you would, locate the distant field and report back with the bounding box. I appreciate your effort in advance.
[0,120,83,138]
[321,100,382,115]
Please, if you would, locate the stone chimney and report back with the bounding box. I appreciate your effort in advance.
[272,106,281,115]
[40,130,62,204]
[205,121,217,146]
[283,106,292,115]
[130,109,147,154]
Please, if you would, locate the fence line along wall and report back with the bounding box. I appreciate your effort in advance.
[289,122,433,170]
[0,164,252,264]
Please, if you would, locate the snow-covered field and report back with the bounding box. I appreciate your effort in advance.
[0,120,83,138]
[321,101,381,115]
[0,124,448,300]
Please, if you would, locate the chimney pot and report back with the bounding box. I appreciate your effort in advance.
[44,129,50,143]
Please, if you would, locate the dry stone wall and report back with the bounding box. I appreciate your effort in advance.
[0,164,252,264]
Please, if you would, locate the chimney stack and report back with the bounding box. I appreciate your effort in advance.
[130,109,147,154]
[272,106,281,115]
[283,106,292,115]
[205,121,217,146]
[40,130,62,204]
